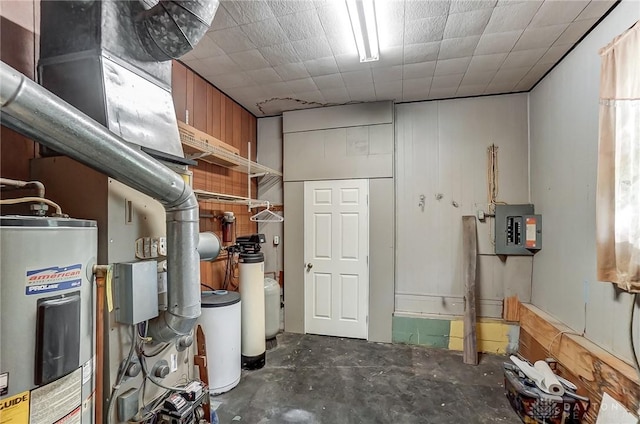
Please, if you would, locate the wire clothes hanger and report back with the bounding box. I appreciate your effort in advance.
[250,201,284,223]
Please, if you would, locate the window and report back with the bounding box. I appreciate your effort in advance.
[596,21,640,292]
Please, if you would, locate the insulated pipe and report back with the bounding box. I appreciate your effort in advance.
[0,61,200,342]
[0,177,45,198]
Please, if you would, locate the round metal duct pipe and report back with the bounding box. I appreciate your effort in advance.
[136,0,220,61]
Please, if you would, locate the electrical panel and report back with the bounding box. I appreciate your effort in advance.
[115,260,159,324]
[495,204,542,256]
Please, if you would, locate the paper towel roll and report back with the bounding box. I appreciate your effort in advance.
[510,356,565,396]
[533,360,565,396]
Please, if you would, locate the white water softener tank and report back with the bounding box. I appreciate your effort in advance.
[264,277,280,340]
[0,216,97,423]
[198,291,241,394]
[239,251,266,369]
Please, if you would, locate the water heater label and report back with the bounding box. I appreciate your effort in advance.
[25,264,82,295]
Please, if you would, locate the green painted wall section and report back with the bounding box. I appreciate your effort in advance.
[392,316,451,348]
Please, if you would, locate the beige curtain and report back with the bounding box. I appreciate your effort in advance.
[596,21,640,292]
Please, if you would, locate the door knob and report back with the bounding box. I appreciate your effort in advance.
[306,263,313,270]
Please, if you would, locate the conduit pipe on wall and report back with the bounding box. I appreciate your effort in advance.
[0,61,200,343]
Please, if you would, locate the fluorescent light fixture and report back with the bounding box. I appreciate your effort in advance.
[346,0,379,63]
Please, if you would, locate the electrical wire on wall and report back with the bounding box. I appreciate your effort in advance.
[487,144,500,214]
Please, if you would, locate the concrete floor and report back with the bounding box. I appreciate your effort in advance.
[213,333,521,424]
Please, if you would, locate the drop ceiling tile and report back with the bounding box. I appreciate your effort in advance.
[335,54,370,72]
[259,43,300,66]
[240,19,289,48]
[210,27,256,53]
[342,69,374,86]
[191,34,226,59]
[492,66,530,82]
[501,48,547,68]
[461,70,496,85]
[403,61,437,79]
[405,16,447,44]
[198,55,241,76]
[403,77,432,100]
[274,62,310,80]
[327,36,357,56]
[428,86,459,99]
[450,1,497,14]
[322,87,351,103]
[246,68,283,84]
[538,45,571,65]
[404,42,441,64]
[431,73,465,88]
[372,66,403,83]
[277,9,325,42]
[228,49,271,70]
[405,1,451,20]
[373,46,405,68]
[375,81,403,101]
[512,24,569,51]
[443,9,493,38]
[287,77,318,93]
[346,84,377,102]
[475,30,523,55]
[456,83,490,96]
[377,1,406,48]
[267,0,316,17]
[438,36,481,59]
[484,1,542,34]
[304,57,340,77]
[262,81,292,97]
[292,37,333,61]
[467,53,507,72]
[210,5,238,30]
[313,74,345,90]
[221,1,276,25]
[529,1,589,28]
[434,57,471,75]
[295,90,326,103]
[576,0,616,21]
[554,18,599,46]
[484,83,516,94]
[232,85,267,100]
[317,3,352,40]
[214,72,253,89]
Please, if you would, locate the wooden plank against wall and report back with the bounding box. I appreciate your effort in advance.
[462,216,478,365]
[519,303,640,423]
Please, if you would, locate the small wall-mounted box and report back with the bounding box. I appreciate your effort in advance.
[495,204,542,256]
[115,260,159,324]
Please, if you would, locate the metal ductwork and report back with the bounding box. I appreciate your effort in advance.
[38,0,219,158]
[0,61,199,342]
[136,0,220,61]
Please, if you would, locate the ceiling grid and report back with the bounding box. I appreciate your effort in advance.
[180,0,618,115]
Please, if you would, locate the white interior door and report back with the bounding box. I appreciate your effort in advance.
[304,179,369,339]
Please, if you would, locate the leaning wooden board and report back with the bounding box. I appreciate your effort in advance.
[462,216,478,365]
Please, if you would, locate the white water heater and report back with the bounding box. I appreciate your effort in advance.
[0,216,97,423]
[239,251,266,370]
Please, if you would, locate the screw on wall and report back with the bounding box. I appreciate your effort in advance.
[418,195,426,212]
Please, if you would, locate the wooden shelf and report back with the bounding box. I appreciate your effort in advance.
[194,189,281,209]
[179,122,282,178]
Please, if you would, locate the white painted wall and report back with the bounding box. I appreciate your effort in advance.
[529,0,640,362]
[395,94,531,318]
[257,116,284,277]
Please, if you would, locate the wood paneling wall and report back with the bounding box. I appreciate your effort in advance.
[171,61,258,289]
[0,1,39,180]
